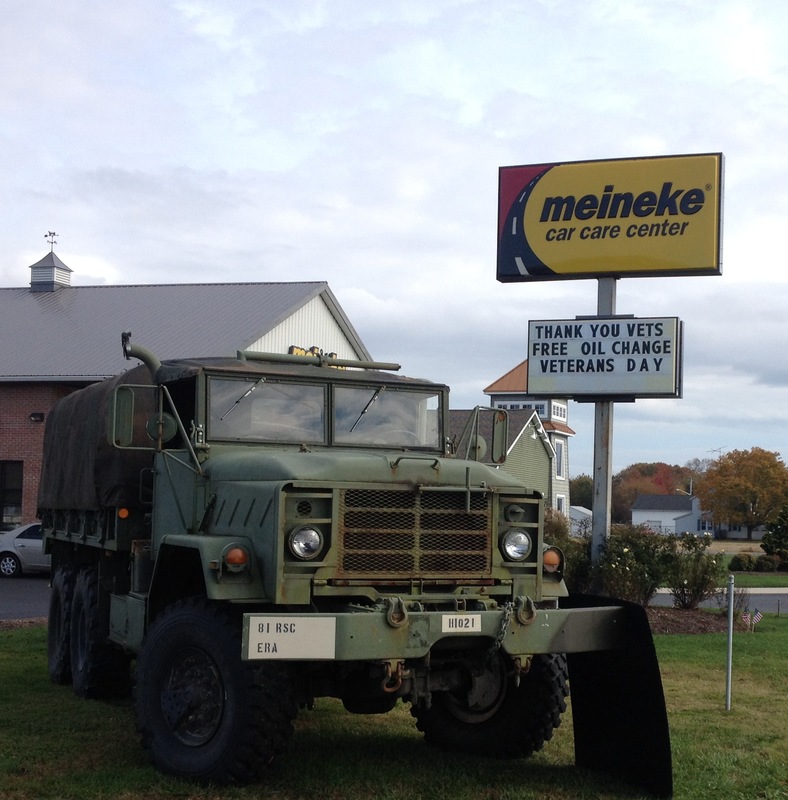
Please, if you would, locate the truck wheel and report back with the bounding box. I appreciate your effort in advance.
[70,565,131,698]
[412,652,568,758]
[48,564,76,684]
[135,599,297,784]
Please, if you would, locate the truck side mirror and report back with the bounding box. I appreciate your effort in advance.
[491,409,509,464]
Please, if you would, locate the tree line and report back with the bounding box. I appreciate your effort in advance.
[569,446,788,540]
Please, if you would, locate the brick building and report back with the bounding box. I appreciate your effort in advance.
[0,251,371,529]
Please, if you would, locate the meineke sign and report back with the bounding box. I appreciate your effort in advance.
[497,153,722,282]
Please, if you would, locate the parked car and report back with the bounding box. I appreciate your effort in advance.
[0,523,50,577]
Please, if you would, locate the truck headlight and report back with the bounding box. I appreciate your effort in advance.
[288,525,325,560]
[500,529,532,561]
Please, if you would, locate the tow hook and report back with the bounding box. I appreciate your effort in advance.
[384,597,409,628]
[382,661,405,693]
[515,595,537,626]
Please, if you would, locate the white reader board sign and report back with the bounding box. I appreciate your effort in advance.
[526,317,682,399]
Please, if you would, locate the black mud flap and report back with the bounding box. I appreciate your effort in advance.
[560,594,673,798]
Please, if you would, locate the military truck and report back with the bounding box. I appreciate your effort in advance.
[39,334,672,796]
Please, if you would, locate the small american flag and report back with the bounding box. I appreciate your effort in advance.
[753,609,763,625]
[742,611,751,626]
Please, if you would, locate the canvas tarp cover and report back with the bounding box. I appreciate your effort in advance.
[38,365,157,511]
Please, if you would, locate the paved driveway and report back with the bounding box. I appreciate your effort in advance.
[0,575,50,620]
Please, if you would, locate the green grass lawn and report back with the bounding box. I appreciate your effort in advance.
[727,571,788,589]
[712,548,788,589]
[1,618,785,800]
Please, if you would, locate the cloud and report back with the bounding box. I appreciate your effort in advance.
[2,0,788,479]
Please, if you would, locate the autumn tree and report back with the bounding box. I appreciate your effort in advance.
[683,457,711,493]
[695,447,788,539]
[610,462,695,523]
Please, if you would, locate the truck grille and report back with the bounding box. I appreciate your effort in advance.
[337,488,492,578]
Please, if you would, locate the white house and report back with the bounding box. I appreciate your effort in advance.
[631,494,704,535]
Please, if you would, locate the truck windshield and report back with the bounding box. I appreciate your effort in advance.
[334,386,441,448]
[207,377,441,449]
[209,378,326,443]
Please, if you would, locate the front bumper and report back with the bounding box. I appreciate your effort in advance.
[242,602,627,661]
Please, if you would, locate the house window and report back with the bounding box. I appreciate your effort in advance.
[551,402,567,420]
[555,441,565,478]
[556,495,566,514]
[0,461,23,530]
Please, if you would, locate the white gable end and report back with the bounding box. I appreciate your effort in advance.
[247,295,362,359]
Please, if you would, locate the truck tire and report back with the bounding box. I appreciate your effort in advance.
[134,598,297,784]
[412,652,568,758]
[48,564,76,684]
[70,565,131,698]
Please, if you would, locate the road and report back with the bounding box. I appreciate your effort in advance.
[1,575,785,620]
[0,575,50,620]
[650,588,785,614]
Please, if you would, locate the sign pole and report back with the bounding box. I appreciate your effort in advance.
[591,277,617,562]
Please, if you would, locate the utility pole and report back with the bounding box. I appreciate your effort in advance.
[591,277,616,562]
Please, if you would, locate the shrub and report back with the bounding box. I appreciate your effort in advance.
[729,552,757,572]
[594,525,673,605]
[543,509,594,594]
[755,553,781,572]
[664,532,725,610]
[562,535,595,594]
[763,507,788,556]
[544,507,570,540]
[713,584,750,616]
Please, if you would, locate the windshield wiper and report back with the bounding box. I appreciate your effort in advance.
[349,386,384,432]
[220,378,265,420]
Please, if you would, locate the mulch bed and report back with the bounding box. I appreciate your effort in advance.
[646,606,742,635]
[0,617,47,631]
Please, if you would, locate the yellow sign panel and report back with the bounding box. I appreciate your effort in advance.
[497,154,722,282]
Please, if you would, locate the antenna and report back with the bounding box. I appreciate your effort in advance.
[707,445,726,457]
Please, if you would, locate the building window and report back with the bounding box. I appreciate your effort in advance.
[0,461,23,530]
[551,402,567,420]
[555,441,565,478]
[556,495,566,514]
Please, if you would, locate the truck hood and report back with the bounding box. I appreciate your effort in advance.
[203,448,527,491]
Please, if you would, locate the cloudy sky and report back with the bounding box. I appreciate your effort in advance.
[2,0,787,477]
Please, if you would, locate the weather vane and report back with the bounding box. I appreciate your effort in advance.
[45,231,58,252]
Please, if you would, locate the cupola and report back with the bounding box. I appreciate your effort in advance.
[29,251,72,293]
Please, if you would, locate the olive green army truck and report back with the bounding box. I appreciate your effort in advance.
[39,334,672,797]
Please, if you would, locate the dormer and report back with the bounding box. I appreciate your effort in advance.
[29,251,72,293]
